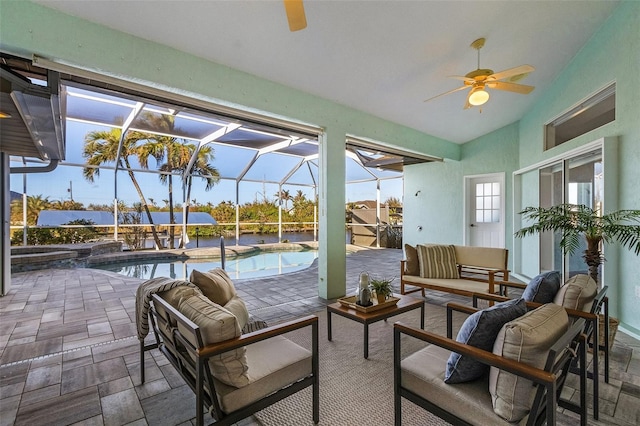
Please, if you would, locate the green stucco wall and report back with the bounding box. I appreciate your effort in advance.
[406,1,640,335]
[0,0,459,298]
[2,1,639,335]
[517,1,640,334]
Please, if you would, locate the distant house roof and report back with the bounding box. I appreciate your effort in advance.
[37,210,217,226]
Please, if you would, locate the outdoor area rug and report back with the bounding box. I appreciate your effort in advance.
[254,303,459,426]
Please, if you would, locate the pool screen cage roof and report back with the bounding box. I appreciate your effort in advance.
[4,54,439,199]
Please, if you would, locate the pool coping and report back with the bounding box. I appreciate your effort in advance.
[10,240,326,272]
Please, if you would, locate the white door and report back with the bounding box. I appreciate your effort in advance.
[465,174,505,248]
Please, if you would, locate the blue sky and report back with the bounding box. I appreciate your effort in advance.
[10,121,403,208]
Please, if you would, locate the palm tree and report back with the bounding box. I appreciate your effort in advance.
[136,112,219,248]
[515,203,640,283]
[183,144,219,208]
[26,194,51,225]
[275,189,292,211]
[83,128,164,249]
[139,136,189,248]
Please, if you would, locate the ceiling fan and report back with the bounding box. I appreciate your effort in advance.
[283,0,307,32]
[424,38,535,109]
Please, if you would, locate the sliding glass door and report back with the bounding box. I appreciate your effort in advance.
[538,149,603,280]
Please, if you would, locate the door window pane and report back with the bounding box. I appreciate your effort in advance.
[475,181,500,223]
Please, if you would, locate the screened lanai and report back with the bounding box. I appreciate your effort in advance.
[2,54,438,253]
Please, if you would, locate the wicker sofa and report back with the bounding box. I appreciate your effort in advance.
[401,244,510,298]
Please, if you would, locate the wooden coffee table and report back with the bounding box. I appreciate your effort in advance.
[326,294,424,358]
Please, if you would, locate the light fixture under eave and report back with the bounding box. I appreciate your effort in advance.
[468,86,490,106]
[0,111,12,119]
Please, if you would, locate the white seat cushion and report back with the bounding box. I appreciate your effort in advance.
[215,335,312,413]
[401,345,528,425]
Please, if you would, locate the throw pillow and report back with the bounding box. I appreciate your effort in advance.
[444,298,527,384]
[404,244,419,276]
[179,294,250,388]
[158,285,202,309]
[189,268,237,306]
[224,295,250,331]
[489,303,569,422]
[416,244,459,279]
[522,271,561,303]
[554,274,598,312]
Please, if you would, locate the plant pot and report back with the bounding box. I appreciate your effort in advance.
[589,315,619,353]
[376,294,386,304]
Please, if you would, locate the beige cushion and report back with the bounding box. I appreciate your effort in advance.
[190,268,237,306]
[404,244,420,276]
[489,303,569,422]
[215,335,312,413]
[417,244,459,279]
[178,294,250,388]
[554,274,598,312]
[454,245,508,270]
[156,286,203,340]
[224,295,250,331]
[401,345,526,425]
[158,285,202,309]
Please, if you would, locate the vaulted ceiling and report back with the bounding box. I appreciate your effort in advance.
[30,0,619,144]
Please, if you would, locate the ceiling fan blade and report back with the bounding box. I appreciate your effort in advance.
[463,91,473,109]
[423,85,469,103]
[487,81,535,94]
[284,0,307,32]
[449,75,475,83]
[488,64,535,81]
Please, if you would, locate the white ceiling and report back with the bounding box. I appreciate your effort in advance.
[32,0,619,144]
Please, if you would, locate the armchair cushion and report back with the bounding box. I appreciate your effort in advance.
[445,298,527,383]
[190,268,237,306]
[224,295,250,331]
[554,274,598,312]
[404,244,420,276]
[179,294,250,388]
[159,285,202,309]
[214,335,312,413]
[489,303,569,422]
[417,244,459,279]
[402,345,505,425]
[522,271,561,303]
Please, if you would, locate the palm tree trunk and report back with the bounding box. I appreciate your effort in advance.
[168,175,175,249]
[125,163,163,249]
[180,175,193,249]
[583,236,602,284]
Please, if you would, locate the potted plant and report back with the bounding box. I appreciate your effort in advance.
[515,203,640,348]
[515,203,640,284]
[370,276,395,304]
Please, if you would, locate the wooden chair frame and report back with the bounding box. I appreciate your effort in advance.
[468,285,609,420]
[394,318,586,426]
[142,294,319,426]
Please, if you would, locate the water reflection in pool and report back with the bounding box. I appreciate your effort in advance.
[95,250,319,280]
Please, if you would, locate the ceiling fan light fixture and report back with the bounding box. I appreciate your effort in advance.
[469,87,490,106]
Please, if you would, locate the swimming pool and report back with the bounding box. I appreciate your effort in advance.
[94,249,319,280]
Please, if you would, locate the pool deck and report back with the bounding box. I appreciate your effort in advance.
[2,246,640,425]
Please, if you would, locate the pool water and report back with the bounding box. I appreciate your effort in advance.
[94,250,319,280]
